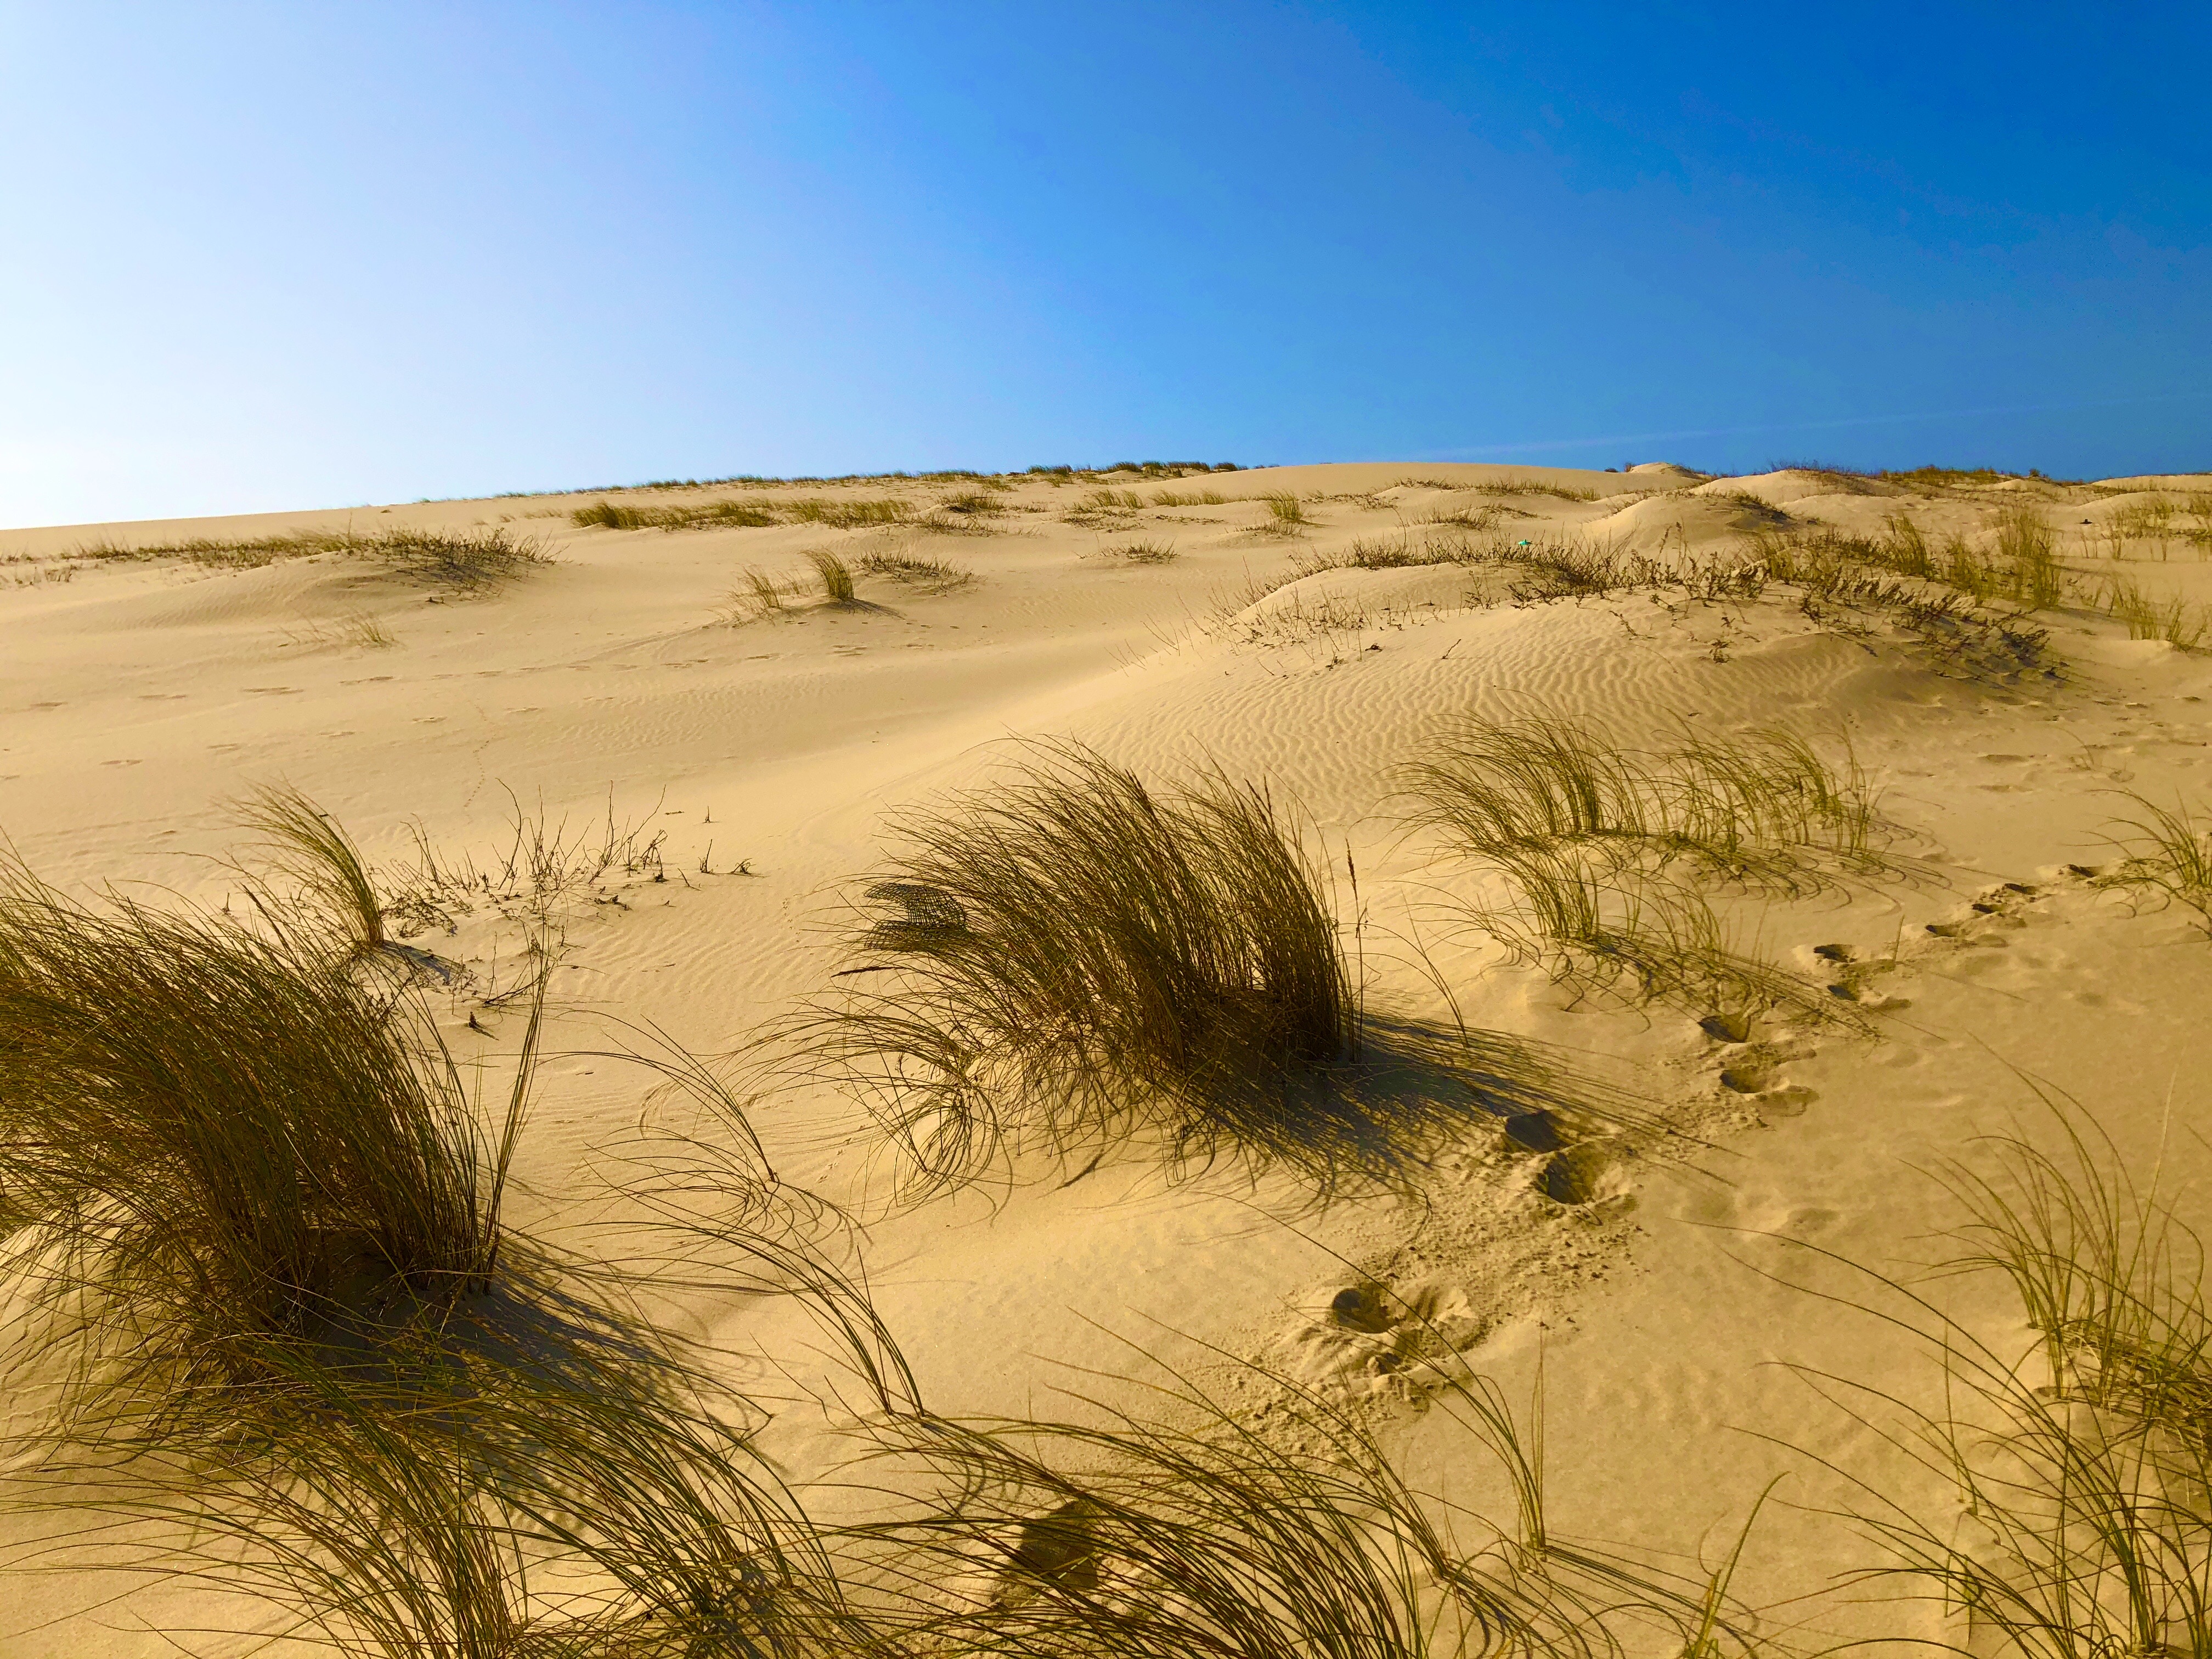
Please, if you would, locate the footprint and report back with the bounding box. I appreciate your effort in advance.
[1719,1062,1774,1093]
[1282,1277,1482,1390]
[1539,1144,1617,1206]
[1757,1084,1817,1118]
[1502,1109,1564,1153]
[1813,943,1854,962]
[1699,1011,1753,1043]
[1000,1500,1103,1601]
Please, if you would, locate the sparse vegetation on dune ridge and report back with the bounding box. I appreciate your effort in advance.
[571,496,779,531]
[71,524,551,586]
[770,741,1579,1198]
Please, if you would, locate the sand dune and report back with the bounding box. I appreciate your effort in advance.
[6,459,2212,1655]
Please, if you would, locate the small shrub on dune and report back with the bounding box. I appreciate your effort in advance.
[857,550,976,589]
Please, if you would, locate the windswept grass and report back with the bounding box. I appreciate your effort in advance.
[787,498,913,529]
[1102,539,1178,564]
[0,856,534,1442]
[1880,512,1934,578]
[807,549,857,603]
[2101,794,2212,932]
[1491,536,1658,598]
[7,1040,912,1659]
[1298,529,1482,573]
[1789,1085,2212,1659]
[938,489,1006,516]
[732,566,789,618]
[1406,716,1880,884]
[1406,716,1883,1020]
[1750,532,2056,681]
[1471,477,1603,503]
[1420,501,1501,529]
[853,1359,1754,1659]
[279,611,398,652]
[238,785,393,954]
[1262,491,1311,527]
[1996,505,2066,609]
[773,743,1572,1196]
[776,745,1351,1192]
[1149,488,1228,507]
[2098,576,2211,648]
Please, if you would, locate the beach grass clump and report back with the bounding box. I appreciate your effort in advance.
[1996,506,2066,609]
[2098,577,2211,649]
[71,525,552,586]
[0,857,530,1438]
[855,1364,1747,1659]
[2101,794,2212,932]
[237,784,395,955]
[16,1118,905,1659]
[363,526,552,588]
[784,497,913,529]
[1149,488,1228,506]
[807,549,857,603]
[1878,512,1934,579]
[1801,1088,2212,1659]
[938,489,1005,516]
[1406,716,1882,1019]
[1300,529,1481,573]
[780,744,1362,1192]
[1492,535,1656,597]
[1262,490,1311,527]
[1407,715,1880,885]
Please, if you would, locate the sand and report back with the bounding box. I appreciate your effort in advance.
[5,459,2212,1654]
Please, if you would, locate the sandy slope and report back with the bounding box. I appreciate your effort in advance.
[5,460,2212,1654]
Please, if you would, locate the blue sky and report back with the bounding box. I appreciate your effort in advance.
[2,2,2206,525]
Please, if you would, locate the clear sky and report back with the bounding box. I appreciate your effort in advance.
[3,3,2207,526]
